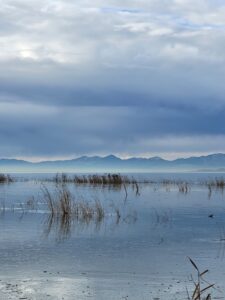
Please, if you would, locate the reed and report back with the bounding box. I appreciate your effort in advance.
[187,257,214,300]
[53,173,134,185]
[81,173,128,185]
[178,182,190,194]
[0,174,13,183]
[50,173,141,197]
[206,178,225,190]
[41,185,105,222]
[94,200,105,221]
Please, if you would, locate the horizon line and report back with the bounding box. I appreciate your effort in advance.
[0,152,225,163]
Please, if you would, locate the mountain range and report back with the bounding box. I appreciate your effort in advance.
[1,153,225,172]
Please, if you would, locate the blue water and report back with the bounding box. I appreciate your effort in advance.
[9,171,225,183]
[0,173,224,299]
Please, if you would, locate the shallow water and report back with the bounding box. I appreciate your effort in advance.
[0,173,225,299]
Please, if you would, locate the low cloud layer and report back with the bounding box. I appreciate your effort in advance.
[0,0,225,159]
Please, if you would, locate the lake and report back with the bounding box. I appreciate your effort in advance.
[0,172,225,299]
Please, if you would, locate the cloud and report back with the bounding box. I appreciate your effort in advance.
[0,0,225,158]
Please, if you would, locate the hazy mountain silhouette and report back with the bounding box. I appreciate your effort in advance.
[1,153,225,172]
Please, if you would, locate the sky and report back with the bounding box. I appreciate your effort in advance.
[1,0,225,161]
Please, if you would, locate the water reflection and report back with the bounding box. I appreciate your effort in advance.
[42,209,138,242]
[152,208,173,228]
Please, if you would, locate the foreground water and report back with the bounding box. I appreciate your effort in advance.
[0,173,225,299]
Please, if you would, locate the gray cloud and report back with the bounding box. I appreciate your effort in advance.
[0,0,225,159]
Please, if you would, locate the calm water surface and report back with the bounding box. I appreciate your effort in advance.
[0,173,225,299]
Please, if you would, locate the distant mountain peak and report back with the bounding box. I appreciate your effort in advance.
[103,155,120,160]
[149,156,164,161]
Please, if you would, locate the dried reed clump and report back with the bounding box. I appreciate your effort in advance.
[41,185,107,241]
[86,173,130,185]
[0,174,13,183]
[187,257,214,300]
[41,185,105,222]
[54,173,72,184]
[204,178,225,198]
[178,182,190,194]
[206,178,225,190]
[51,173,141,197]
[53,173,137,186]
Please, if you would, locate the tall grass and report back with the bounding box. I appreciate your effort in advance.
[41,185,105,222]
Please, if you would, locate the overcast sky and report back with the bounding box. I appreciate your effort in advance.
[1,0,225,161]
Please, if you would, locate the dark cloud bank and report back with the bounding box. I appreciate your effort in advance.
[1,0,225,160]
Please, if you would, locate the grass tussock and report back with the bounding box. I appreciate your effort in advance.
[41,185,105,222]
[0,174,13,183]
